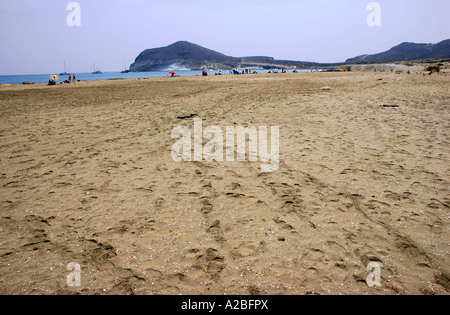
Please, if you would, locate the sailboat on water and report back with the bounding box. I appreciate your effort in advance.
[92,62,102,74]
[120,62,130,73]
[59,61,69,76]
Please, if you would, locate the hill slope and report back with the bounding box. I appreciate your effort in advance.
[130,41,326,71]
[130,41,239,71]
[130,40,450,72]
[346,39,450,64]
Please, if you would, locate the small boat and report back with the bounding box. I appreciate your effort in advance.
[92,62,102,74]
[120,62,130,73]
[59,61,69,76]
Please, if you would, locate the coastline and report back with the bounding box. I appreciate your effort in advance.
[0,61,440,86]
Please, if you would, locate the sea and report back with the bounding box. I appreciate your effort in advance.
[0,69,312,85]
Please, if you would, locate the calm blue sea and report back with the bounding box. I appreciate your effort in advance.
[0,69,311,85]
[0,70,200,85]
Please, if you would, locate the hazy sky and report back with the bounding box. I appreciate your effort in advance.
[1,0,449,75]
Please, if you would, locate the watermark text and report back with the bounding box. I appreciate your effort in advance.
[171,118,280,172]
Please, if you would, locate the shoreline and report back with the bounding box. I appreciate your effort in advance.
[2,61,446,86]
[0,62,446,90]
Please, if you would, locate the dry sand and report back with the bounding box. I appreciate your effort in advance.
[0,70,448,295]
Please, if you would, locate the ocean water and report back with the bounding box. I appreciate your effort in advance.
[0,70,200,85]
[0,69,312,85]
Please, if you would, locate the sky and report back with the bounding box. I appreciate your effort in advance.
[0,0,449,75]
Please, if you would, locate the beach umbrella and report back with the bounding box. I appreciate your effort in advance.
[50,75,59,81]
[169,71,176,74]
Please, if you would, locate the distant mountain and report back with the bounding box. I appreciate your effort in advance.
[130,40,450,72]
[346,39,450,64]
[130,41,237,71]
[130,41,326,72]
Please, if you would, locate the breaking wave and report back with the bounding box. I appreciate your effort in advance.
[162,63,191,71]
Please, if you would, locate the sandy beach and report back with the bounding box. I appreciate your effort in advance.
[0,69,448,295]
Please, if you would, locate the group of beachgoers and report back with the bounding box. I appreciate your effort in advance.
[229,68,296,75]
[229,69,258,75]
[197,68,303,76]
[48,73,77,85]
[193,66,309,77]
